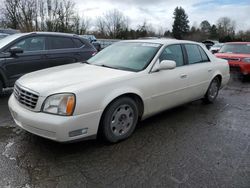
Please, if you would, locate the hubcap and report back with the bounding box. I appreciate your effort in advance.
[110,104,134,137]
[209,80,219,99]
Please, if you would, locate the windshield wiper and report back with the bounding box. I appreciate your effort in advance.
[99,64,120,70]
[100,64,138,72]
[82,61,90,64]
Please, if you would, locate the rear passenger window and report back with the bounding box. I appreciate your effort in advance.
[185,44,209,64]
[73,39,85,48]
[198,46,210,62]
[159,44,184,67]
[49,37,76,50]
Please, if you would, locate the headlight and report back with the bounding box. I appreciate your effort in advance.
[42,93,76,116]
[243,58,250,63]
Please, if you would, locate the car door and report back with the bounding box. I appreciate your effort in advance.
[3,36,49,86]
[46,36,82,67]
[182,44,213,101]
[146,44,190,114]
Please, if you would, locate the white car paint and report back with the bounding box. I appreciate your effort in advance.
[8,39,230,142]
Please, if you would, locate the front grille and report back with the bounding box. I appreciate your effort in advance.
[230,66,241,73]
[14,84,39,109]
[222,58,241,62]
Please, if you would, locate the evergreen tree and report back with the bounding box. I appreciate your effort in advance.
[210,24,218,39]
[200,20,211,35]
[172,7,190,39]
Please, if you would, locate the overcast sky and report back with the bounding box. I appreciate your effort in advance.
[74,0,250,32]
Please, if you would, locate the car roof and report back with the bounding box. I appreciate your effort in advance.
[21,32,79,37]
[121,39,201,45]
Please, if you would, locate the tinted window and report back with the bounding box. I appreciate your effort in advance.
[49,37,75,50]
[73,38,85,48]
[159,44,184,67]
[198,46,210,62]
[11,37,45,52]
[185,44,205,64]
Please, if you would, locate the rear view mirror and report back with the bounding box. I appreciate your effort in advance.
[159,60,176,70]
[9,47,23,56]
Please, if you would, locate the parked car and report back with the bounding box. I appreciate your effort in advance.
[8,39,230,143]
[210,43,224,54]
[215,42,250,76]
[0,32,97,94]
[202,40,219,50]
[0,28,20,35]
[0,33,9,40]
[80,35,101,51]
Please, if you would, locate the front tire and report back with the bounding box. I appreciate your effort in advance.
[203,77,220,104]
[100,97,139,143]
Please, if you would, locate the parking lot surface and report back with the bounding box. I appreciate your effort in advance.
[0,77,249,188]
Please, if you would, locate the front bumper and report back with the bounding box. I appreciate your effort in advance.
[229,62,250,75]
[8,94,102,142]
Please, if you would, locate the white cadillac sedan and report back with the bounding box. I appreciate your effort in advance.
[8,39,230,143]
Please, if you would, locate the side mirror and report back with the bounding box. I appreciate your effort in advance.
[9,47,23,56]
[159,60,176,70]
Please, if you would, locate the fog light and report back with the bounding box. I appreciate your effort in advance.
[69,128,88,137]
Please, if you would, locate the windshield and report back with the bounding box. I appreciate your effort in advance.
[0,33,25,49]
[219,44,250,54]
[87,42,161,72]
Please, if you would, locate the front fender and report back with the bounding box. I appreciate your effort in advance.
[101,87,145,109]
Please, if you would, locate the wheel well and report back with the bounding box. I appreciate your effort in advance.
[214,75,222,86]
[105,93,144,118]
[97,93,144,135]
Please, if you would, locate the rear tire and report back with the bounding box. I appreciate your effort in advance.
[203,77,220,104]
[100,97,139,143]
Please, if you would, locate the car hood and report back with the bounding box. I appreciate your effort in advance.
[17,63,134,96]
[215,53,250,59]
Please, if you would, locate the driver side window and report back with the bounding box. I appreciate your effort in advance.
[159,44,184,67]
[11,37,45,52]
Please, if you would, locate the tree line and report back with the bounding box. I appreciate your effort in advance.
[0,0,250,42]
[171,7,250,42]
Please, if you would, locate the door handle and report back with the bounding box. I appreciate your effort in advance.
[208,69,213,72]
[180,74,187,79]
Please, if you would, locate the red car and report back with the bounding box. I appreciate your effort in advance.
[215,42,250,76]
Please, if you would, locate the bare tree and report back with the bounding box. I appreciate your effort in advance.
[2,0,19,29]
[18,0,38,31]
[217,17,236,38]
[104,9,128,38]
[96,16,106,37]
[96,9,129,38]
[79,15,91,34]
